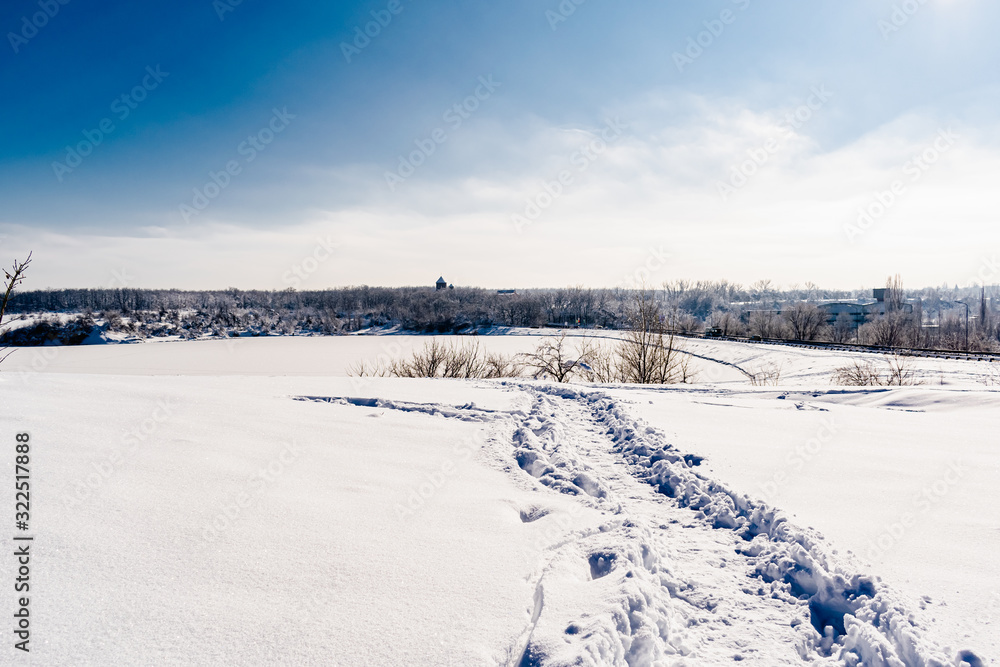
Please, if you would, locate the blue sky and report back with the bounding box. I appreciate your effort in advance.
[2,0,998,289]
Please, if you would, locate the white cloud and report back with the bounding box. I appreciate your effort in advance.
[5,94,999,290]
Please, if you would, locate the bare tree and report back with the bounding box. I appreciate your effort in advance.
[782,302,830,341]
[858,311,910,348]
[1,252,32,330]
[618,289,689,384]
[748,310,787,339]
[885,274,905,313]
[522,333,583,382]
[749,279,775,302]
[831,311,855,343]
[0,252,32,365]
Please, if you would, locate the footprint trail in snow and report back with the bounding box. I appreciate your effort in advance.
[297,384,980,667]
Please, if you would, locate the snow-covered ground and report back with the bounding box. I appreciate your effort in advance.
[0,334,996,665]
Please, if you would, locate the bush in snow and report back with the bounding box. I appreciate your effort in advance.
[831,354,921,386]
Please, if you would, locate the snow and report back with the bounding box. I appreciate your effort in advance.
[0,334,995,665]
[605,382,1000,663]
[2,375,559,664]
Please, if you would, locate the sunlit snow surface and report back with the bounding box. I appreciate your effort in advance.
[0,334,996,665]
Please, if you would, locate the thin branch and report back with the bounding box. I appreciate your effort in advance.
[1,251,32,331]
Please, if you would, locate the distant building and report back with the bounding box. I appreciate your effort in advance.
[497,289,516,295]
[435,276,447,291]
[816,289,914,329]
[817,301,881,328]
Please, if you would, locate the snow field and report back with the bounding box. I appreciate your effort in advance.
[0,334,995,665]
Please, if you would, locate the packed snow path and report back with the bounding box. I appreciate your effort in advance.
[301,382,980,667]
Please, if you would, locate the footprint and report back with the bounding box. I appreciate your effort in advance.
[519,505,552,523]
[588,551,616,580]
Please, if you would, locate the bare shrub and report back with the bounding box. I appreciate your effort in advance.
[484,351,524,379]
[440,340,487,379]
[577,339,619,383]
[348,338,523,380]
[347,358,391,377]
[884,354,918,386]
[391,339,449,377]
[831,354,921,386]
[830,359,881,386]
[747,360,783,386]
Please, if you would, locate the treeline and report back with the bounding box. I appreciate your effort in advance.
[5,286,630,333]
[3,279,998,352]
[0,280,869,329]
